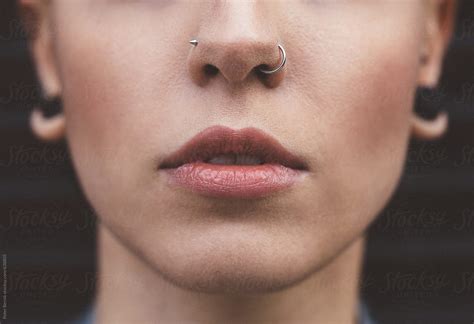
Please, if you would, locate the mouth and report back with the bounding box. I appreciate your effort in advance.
[158,125,309,199]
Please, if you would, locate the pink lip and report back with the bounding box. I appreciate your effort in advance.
[158,125,309,199]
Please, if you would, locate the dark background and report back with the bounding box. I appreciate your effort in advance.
[1,1,473,323]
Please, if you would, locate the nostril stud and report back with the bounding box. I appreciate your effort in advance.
[189,39,198,47]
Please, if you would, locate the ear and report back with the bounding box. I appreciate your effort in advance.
[19,0,65,142]
[412,0,457,140]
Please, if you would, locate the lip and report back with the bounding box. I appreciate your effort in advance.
[158,125,309,199]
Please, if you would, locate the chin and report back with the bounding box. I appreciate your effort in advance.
[143,228,329,296]
[157,254,313,295]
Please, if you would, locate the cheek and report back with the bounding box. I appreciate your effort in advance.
[337,48,416,167]
[332,52,415,215]
[314,21,421,222]
[275,6,424,245]
[53,12,190,199]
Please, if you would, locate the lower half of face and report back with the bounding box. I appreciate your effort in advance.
[53,0,423,293]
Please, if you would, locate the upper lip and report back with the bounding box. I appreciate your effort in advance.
[158,125,309,171]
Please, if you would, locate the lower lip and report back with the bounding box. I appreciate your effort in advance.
[162,162,304,199]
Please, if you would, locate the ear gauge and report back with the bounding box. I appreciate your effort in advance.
[37,94,63,118]
[29,88,65,142]
[414,87,446,121]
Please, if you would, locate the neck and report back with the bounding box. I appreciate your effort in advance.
[95,224,366,324]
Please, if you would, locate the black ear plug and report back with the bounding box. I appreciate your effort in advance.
[37,94,62,118]
[414,87,446,120]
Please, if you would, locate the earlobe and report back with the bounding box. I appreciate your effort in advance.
[418,53,442,88]
[30,108,66,142]
[412,0,456,141]
[418,0,457,86]
[19,0,65,142]
[410,110,448,140]
[27,3,62,98]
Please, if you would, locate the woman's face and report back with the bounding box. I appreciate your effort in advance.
[30,0,450,292]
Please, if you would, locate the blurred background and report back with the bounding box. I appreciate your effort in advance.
[0,1,473,323]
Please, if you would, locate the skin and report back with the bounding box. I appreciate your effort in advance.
[20,0,457,323]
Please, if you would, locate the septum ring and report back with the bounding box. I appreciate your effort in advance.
[189,39,287,75]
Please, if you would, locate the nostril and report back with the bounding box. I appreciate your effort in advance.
[256,64,270,76]
[255,65,273,83]
[203,64,219,77]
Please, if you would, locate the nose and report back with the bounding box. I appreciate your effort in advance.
[186,2,286,88]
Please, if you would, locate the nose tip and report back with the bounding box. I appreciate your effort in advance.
[187,38,286,87]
